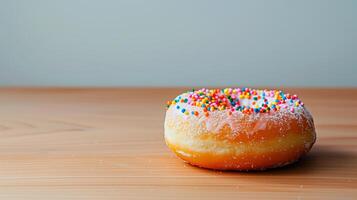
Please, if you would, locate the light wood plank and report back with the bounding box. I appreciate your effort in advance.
[0,88,355,199]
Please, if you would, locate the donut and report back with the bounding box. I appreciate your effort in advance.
[164,88,316,171]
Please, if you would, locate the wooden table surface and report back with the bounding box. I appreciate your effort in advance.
[0,88,356,199]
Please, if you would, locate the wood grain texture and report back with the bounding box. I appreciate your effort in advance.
[0,87,355,199]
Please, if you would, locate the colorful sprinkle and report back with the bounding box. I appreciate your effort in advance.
[166,88,304,117]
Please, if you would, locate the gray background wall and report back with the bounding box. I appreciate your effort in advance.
[0,0,356,87]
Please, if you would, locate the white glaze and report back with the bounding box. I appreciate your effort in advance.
[165,100,314,135]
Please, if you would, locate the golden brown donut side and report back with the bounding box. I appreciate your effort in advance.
[164,105,316,171]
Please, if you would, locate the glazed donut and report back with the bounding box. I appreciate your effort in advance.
[164,88,316,171]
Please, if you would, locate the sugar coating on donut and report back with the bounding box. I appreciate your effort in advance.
[165,88,315,136]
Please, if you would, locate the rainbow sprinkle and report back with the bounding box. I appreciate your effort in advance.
[166,88,304,117]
